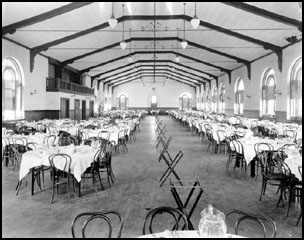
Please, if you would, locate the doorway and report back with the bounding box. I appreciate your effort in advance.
[82,100,86,120]
[74,99,80,121]
[60,98,70,119]
[89,101,94,117]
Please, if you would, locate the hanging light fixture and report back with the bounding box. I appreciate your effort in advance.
[120,4,127,49]
[181,3,188,49]
[191,2,200,29]
[128,28,133,62]
[108,2,117,29]
[175,28,180,62]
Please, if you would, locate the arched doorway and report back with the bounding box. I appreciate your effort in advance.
[148,92,160,110]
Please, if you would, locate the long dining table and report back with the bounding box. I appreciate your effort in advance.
[19,144,99,195]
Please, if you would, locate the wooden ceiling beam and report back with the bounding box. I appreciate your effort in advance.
[102,65,207,84]
[221,2,302,32]
[28,14,282,72]
[111,73,197,88]
[2,2,94,35]
[105,68,201,86]
[93,59,216,81]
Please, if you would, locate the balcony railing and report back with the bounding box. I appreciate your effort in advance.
[46,78,94,95]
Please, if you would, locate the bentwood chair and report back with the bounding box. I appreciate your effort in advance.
[254,143,274,181]
[81,148,104,194]
[71,211,123,238]
[232,140,246,173]
[142,206,189,235]
[283,129,297,141]
[43,135,57,147]
[225,209,277,238]
[278,160,302,217]
[16,143,43,196]
[258,152,283,203]
[99,141,116,188]
[296,166,302,226]
[49,153,75,203]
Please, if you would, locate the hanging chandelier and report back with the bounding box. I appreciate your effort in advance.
[108,2,117,29]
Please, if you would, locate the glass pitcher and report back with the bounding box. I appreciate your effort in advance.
[198,204,227,238]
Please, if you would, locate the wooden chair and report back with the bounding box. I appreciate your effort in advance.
[142,206,189,235]
[225,209,277,238]
[71,210,123,238]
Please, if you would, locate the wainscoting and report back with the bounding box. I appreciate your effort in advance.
[24,110,60,121]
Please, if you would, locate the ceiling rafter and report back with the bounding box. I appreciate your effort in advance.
[92,60,217,81]
[60,36,251,78]
[110,73,197,88]
[28,14,283,72]
[104,68,201,86]
[2,2,94,35]
[80,50,228,85]
[221,2,302,32]
[102,65,207,84]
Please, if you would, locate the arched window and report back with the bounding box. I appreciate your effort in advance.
[290,58,302,118]
[2,57,24,121]
[201,92,205,111]
[234,78,244,115]
[117,94,128,110]
[212,86,218,112]
[206,88,211,111]
[181,94,190,110]
[262,68,276,116]
[219,84,225,113]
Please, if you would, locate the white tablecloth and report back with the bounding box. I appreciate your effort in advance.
[81,129,119,145]
[19,145,98,182]
[138,230,245,238]
[285,156,302,180]
[238,138,294,165]
[2,133,58,147]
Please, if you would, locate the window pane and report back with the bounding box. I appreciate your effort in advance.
[151,96,157,104]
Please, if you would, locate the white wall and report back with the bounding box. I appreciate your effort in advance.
[112,80,196,108]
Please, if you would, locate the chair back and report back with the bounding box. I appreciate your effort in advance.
[217,130,227,143]
[142,206,189,235]
[225,209,277,238]
[283,129,297,141]
[98,131,110,141]
[13,137,28,146]
[71,211,123,238]
[43,135,57,147]
[26,142,38,151]
[49,153,72,175]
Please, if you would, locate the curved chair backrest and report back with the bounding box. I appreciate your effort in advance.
[81,132,90,141]
[14,137,28,146]
[71,211,123,238]
[98,131,110,141]
[283,129,297,140]
[43,135,57,147]
[26,142,38,151]
[254,142,274,154]
[48,153,72,174]
[142,206,189,235]
[225,209,277,238]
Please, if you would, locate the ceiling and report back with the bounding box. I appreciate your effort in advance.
[2,2,302,88]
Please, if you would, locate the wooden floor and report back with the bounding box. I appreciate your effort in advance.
[2,115,302,238]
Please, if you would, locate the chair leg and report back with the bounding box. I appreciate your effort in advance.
[97,171,104,190]
[287,187,292,217]
[260,180,266,201]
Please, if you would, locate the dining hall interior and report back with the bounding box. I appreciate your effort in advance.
[2,2,302,238]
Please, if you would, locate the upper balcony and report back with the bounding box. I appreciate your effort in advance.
[46,77,94,95]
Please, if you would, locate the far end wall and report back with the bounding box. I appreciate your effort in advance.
[112,80,196,110]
